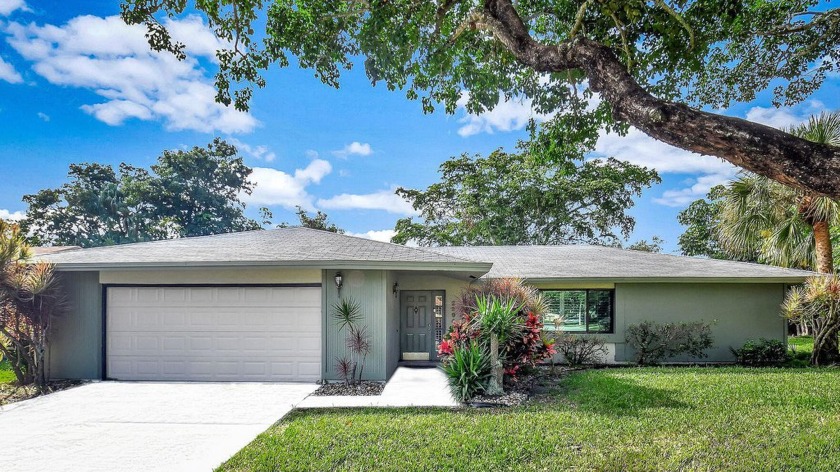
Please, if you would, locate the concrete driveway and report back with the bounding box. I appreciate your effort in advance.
[0,381,317,472]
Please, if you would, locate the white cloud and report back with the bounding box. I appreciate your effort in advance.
[346,229,397,243]
[36,111,49,121]
[653,173,734,207]
[745,100,827,130]
[6,15,256,133]
[594,127,739,208]
[227,137,276,162]
[245,159,332,209]
[0,57,22,83]
[0,0,27,16]
[332,141,373,158]
[317,189,417,215]
[0,209,25,221]
[305,149,320,159]
[594,127,738,175]
[456,94,555,137]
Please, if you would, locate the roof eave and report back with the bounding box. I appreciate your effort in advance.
[515,276,811,284]
[49,260,494,274]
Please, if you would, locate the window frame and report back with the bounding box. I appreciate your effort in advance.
[539,289,615,334]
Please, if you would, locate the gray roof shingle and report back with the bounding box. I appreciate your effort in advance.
[430,245,815,281]
[38,227,487,270]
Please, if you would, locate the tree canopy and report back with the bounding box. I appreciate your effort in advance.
[122,0,840,197]
[22,139,260,247]
[391,133,659,246]
[276,206,345,233]
[676,185,733,259]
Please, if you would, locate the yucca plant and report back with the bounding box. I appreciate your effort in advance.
[331,297,370,385]
[441,341,490,403]
[783,275,840,365]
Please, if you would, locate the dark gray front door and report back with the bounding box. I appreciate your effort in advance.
[401,291,432,360]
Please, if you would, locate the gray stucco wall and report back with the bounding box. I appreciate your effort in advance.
[384,271,400,379]
[48,271,102,380]
[323,269,388,381]
[613,283,787,362]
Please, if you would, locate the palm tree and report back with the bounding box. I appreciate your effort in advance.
[716,111,840,364]
[717,112,840,274]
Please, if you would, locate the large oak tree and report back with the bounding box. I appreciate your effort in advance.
[122,0,840,196]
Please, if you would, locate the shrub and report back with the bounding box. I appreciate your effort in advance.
[553,334,608,367]
[442,278,555,381]
[731,338,791,366]
[625,320,714,365]
[441,341,490,402]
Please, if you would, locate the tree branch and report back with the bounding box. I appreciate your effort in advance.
[481,0,840,199]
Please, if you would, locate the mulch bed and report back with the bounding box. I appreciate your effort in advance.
[0,380,86,406]
[468,365,577,408]
[312,381,385,396]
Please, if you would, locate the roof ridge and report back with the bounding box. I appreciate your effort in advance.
[284,227,485,264]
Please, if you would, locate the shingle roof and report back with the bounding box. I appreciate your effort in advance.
[38,227,489,270]
[430,245,815,281]
[31,246,81,256]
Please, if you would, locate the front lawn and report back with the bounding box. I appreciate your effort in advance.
[0,359,15,384]
[220,367,840,471]
[789,335,814,355]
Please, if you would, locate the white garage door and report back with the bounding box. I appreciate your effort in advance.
[106,286,321,382]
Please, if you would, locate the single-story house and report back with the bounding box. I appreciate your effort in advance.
[38,227,813,382]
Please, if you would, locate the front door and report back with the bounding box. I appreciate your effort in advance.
[401,291,432,360]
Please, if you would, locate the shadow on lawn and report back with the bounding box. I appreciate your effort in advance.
[560,374,690,416]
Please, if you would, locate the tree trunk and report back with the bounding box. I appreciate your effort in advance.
[486,333,504,396]
[801,198,839,364]
[812,220,834,274]
[482,0,840,199]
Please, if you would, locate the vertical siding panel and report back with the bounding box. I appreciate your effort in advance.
[48,271,102,379]
[323,270,388,380]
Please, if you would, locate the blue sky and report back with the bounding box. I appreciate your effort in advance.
[0,1,837,252]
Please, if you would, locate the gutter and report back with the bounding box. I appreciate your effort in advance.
[48,259,494,274]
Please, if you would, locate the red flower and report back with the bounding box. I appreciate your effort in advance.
[438,339,454,356]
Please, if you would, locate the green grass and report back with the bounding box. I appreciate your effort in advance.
[0,359,16,384]
[789,335,814,354]
[219,368,840,472]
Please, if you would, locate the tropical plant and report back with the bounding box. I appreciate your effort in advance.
[782,275,840,366]
[441,341,490,403]
[454,278,547,323]
[553,334,608,367]
[625,320,714,365]
[439,278,555,400]
[331,298,371,384]
[123,0,840,198]
[472,295,523,395]
[716,112,840,274]
[0,221,65,392]
[731,338,791,366]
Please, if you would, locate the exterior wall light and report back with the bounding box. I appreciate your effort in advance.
[392,282,399,297]
[334,272,343,292]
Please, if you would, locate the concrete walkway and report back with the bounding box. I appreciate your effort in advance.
[0,381,317,472]
[297,366,459,408]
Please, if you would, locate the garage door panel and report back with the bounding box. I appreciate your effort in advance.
[106,286,321,382]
